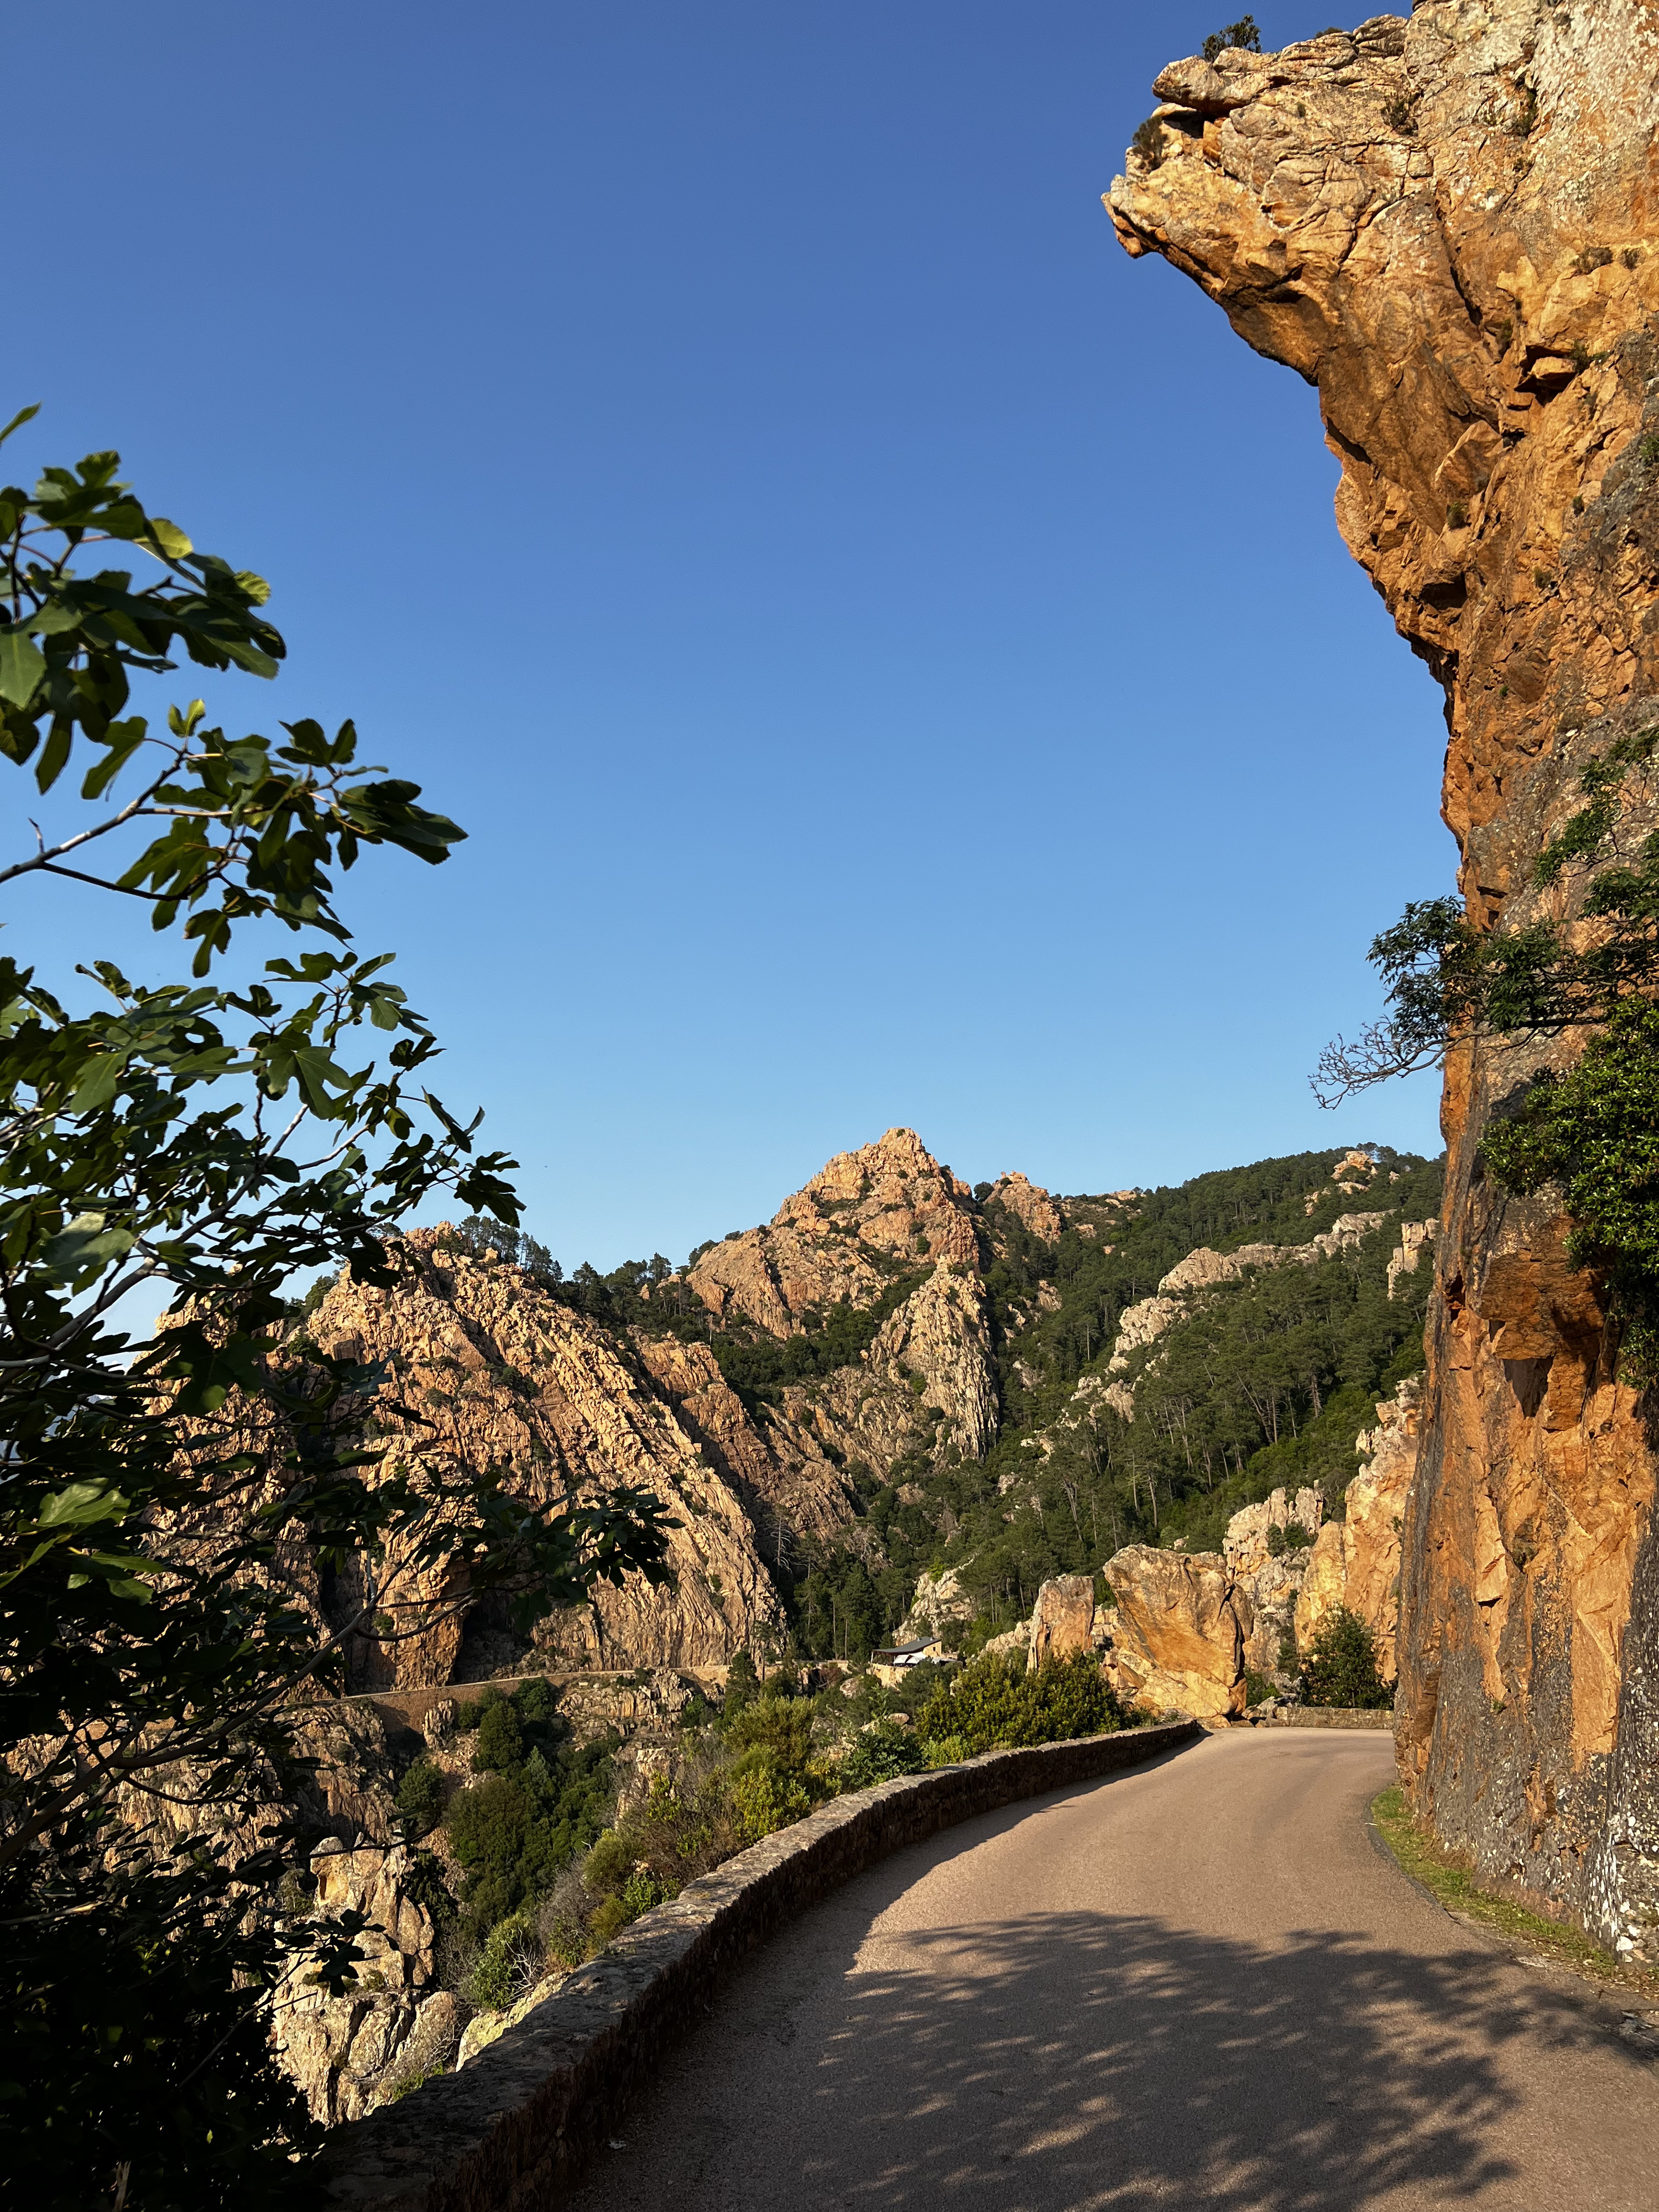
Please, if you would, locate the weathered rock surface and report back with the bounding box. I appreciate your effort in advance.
[1225,1486,1327,1685]
[631,1332,861,1555]
[1111,1,1659,1952]
[987,1171,1065,1243]
[1026,1573,1097,1670]
[1297,1379,1420,1680]
[301,1235,787,1681]
[686,1128,979,1333]
[1387,1219,1439,1300]
[1157,1214,1387,1299]
[274,1841,463,2127]
[899,1566,977,1644]
[1098,1547,1246,1720]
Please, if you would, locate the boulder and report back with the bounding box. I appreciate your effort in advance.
[1098,1547,1245,1720]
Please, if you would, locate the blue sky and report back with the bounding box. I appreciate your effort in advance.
[11,4,1452,1269]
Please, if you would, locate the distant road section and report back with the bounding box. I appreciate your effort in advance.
[565,1731,1658,2210]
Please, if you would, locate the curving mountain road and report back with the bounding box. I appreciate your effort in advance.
[565,1730,1658,2211]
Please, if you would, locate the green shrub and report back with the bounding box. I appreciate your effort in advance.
[395,1756,446,1840]
[1300,1608,1391,1708]
[1266,1521,1313,1557]
[721,1649,760,1723]
[1202,15,1260,60]
[915,1652,1121,1756]
[837,1722,927,1792]
[1242,1668,1277,1708]
[1130,114,1166,169]
[725,1694,815,1770]
[731,1762,815,1842]
[585,1893,634,1948]
[469,1911,542,2012]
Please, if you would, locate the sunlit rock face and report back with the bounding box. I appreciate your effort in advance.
[298,1235,791,1679]
[1110,4,1659,1953]
[1098,1547,1248,1720]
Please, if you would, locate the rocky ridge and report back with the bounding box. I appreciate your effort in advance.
[1110,1,1659,1955]
[246,1131,1441,2122]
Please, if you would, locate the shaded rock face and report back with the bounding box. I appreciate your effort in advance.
[1110,4,1659,1953]
[1098,1547,1246,1720]
[631,1333,862,1558]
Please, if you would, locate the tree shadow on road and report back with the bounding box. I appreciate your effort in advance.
[568,1759,1647,2211]
[790,1910,1541,2208]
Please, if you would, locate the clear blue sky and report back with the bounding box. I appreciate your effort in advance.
[12,3,1452,1270]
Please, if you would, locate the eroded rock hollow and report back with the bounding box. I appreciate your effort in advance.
[1109,3,1659,1951]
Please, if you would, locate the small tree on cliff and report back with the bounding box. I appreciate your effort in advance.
[1202,16,1261,61]
[0,407,671,2210]
[1315,718,1659,1379]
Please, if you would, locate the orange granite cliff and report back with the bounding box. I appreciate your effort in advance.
[1108,4,1659,1957]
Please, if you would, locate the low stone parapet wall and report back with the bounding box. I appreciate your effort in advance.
[1257,1706,1393,1730]
[322,1721,1199,2211]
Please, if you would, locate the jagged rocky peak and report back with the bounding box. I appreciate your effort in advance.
[686,1126,980,1335]
[1111,0,1659,1952]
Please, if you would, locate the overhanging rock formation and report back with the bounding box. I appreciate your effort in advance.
[1109,4,1659,1956]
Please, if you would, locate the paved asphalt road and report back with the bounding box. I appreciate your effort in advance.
[564,1730,1658,2211]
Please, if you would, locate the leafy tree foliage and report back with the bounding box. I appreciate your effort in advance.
[1482,997,1659,1377]
[394,1756,447,1840]
[1300,1606,1391,1709]
[0,414,669,2209]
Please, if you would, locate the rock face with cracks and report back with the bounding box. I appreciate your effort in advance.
[296,1232,791,1681]
[1026,1573,1097,1671]
[1098,1548,1249,1721]
[1110,4,1659,1953]
[1296,1378,1421,1681]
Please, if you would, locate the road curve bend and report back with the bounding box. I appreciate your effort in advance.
[565,1730,1657,2210]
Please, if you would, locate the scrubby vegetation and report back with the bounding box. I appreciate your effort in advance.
[1202,15,1261,60]
[1317,719,1659,1378]
[914,1651,1123,1755]
[425,1653,1128,2015]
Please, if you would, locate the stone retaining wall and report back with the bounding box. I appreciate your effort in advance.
[1258,1707,1393,1730]
[322,1721,1199,2211]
